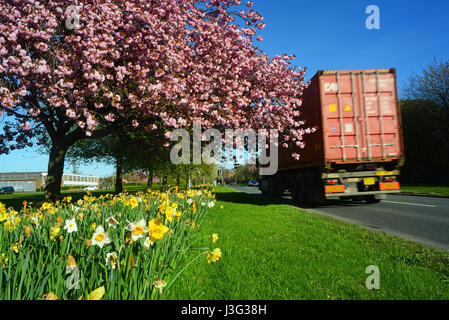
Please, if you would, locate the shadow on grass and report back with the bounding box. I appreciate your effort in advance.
[214,190,291,207]
[216,187,381,209]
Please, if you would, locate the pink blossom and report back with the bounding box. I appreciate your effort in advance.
[20,122,31,131]
[132,120,139,127]
[105,113,116,122]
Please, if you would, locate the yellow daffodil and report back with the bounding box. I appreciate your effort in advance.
[210,233,218,243]
[41,202,52,210]
[88,286,105,300]
[4,216,21,231]
[42,292,58,300]
[206,248,222,263]
[66,254,77,271]
[10,241,22,253]
[50,226,60,240]
[148,218,169,243]
[0,253,8,267]
[22,225,33,237]
[127,197,139,209]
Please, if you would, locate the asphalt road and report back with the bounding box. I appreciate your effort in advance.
[228,185,449,251]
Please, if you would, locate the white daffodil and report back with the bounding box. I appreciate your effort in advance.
[105,252,118,269]
[207,201,215,208]
[91,225,111,248]
[144,237,154,248]
[63,218,78,233]
[106,216,119,228]
[186,199,193,205]
[126,219,148,241]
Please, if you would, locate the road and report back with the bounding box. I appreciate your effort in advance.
[228,185,449,251]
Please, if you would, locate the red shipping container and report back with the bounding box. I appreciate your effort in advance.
[278,69,405,171]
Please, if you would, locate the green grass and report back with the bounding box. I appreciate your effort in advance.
[167,187,449,300]
[401,185,449,197]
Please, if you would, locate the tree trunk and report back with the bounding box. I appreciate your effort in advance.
[115,155,123,195]
[45,141,68,202]
[162,175,168,191]
[147,170,152,188]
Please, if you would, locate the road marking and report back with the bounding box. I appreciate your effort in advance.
[383,200,436,208]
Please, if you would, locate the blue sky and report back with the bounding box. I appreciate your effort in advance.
[1,0,448,177]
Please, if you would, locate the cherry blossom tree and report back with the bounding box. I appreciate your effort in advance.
[0,0,308,201]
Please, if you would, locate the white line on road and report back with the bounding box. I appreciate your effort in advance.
[383,200,437,208]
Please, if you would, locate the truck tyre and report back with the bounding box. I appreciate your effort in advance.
[292,175,310,206]
[364,195,381,204]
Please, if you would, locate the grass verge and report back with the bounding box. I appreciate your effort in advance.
[167,186,449,300]
[400,185,449,197]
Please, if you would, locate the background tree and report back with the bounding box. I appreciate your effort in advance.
[1,0,309,201]
[401,57,449,184]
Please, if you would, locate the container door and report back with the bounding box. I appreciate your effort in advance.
[320,70,401,163]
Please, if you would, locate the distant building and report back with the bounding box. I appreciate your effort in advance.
[0,172,100,192]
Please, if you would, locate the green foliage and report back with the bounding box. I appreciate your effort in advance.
[400,99,449,184]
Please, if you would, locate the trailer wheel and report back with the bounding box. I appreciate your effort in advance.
[292,175,310,206]
[364,195,381,204]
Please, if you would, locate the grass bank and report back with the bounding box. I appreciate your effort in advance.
[168,187,449,300]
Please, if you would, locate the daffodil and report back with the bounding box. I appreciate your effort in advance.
[153,279,166,294]
[206,248,222,263]
[126,219,148,241]
[63,218,78,233]
[106,216,119,228]
[41,202,52,210]
[210,233,218,243]
[10,241,22,253]
[208,201,215,208]
[91,225,111,248]
[66,254,77,271]
[30,213,42,225]
[0,253,8,267]
[144,237,153,248]
[50,226,60,240]
[127,196,139,209]
[4,215,21,231]
[88,286,105,300]
[106,252,118,269]
[148,218,169,242]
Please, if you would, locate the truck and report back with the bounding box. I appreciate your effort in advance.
[259,68,405,205]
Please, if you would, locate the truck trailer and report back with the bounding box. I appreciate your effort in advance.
[259,68,405,205]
